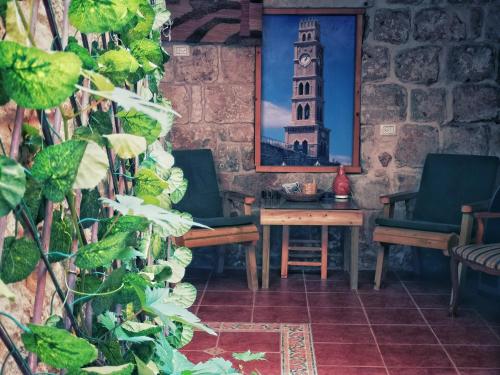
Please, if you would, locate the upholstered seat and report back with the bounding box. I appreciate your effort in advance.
[451,244,500,271]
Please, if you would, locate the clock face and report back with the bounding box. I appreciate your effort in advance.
[299,53,311,67]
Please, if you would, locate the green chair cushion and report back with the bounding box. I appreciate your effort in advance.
[451,244,500,271]
[195,215,256,228]
[413,154,499,225]
[172,149,223,218]
[375,217,460,234]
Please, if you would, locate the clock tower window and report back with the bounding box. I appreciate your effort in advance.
[304,104,310,120]
[305,82,310,95]
[302,33,306,41]
[302,140,308,154]
[293,140,299,152]
[298,82,303,95]
[307,33,311,40]
[297,104,303,120]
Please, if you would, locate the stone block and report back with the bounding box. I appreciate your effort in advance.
[485,6,500,42]
[394,124,439,167]
[204,84,254,123]
[362,46,390,82]
[241,143,255,171]
[489,124,500,158]
[361,84,407,125]
[470,7,483,40]
[219,124,255,143]
[220,47,255,83]
[394,172,420,193]
[169,125,217,150]
[447,45,495,82]
[440,122,489,155]
[378,152,393,167]
[411,88,446,123]
[191,85,203,123]
[395,46,441,84]
[453,84,499,122]
[215,142,241,172]
[373,8,410,44]
[159,84,190,125]
[414,8,466,42]
[173,46,218,83]
[387,0,423,3]
[351,173,390,210]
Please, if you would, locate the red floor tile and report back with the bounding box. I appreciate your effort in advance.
[310,307,368,324]
[317,366,387,375]
[307,292,361,308]
[200,291,253,306]
[359,293,415,308]
[366,308,425,325]
[314,343,384,366]
[182,350,214,363]
[182,331,218,351]
[358,281,406,294]
[311,324,374,344]
[413,294,452,308]
[253,306,309,323]
[266,278,306,292]
[305,270,350,281]
[403,281,452,294]
[379,344,453,368]
[421,308,484,326]
[432,325,500,345]
[254,291,307,307]
[306,279,351,292]
[479,310,500,325]
[445,345,500,368]
[457,369,500,374]
[217,331,280,352]
[372,325,438,344]
[206,278,250,291]
[387,368,457,375]
[197,305,252,322]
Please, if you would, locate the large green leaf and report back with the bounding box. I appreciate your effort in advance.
[0,237,39,283]
[104,134,147,159]
[0,155,26,217]
[0,72,9,105]
[48,212,73,263]
[170,283,196,308]
[69,0,139,33]
[98,215,149,239]
[122,321,161,337]
[172,247,192,268]
[130,39,163,74]
[66,36,97,70]
[79,364,135,375]
[122,2,155,45]
[232,350,266,362]
[97,49,139,85]
[165,168,187,204]
[75,232,137,269]
[80,189,101,229]
[134,354,158,375]
[4,1,29,45]
[0,41,81,109]
[31,140,87,202]
[166,322,193,349]
[74,141,108,190]
[89,110,114,135]
[23,175,44,224]
[22,324,98,369]
[135,168,167,200]
[118,108,161,145]
[152,2,171,31]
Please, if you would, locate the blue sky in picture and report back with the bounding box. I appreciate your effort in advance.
[261,14,356,165]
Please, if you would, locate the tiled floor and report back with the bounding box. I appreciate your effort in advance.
[182,268,500,375]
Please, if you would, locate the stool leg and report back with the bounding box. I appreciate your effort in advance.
[321,226,328,279]
[245,243,258,291]
[374,244,389,290]
[281,225,290,278]
[449,256,460,316]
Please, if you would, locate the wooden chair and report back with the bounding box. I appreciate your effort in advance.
[171,149,259,290]
[373,153,499,290]
[450,185,500,315]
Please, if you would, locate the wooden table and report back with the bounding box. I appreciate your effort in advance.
[260,197,363,289]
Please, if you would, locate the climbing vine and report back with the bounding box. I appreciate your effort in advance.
[0,1,263,374]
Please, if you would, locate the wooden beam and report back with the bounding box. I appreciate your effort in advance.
[373,226,458,251]
[261,209,363,226]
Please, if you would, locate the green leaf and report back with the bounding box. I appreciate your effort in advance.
[80,189,101,229]
[0,155,26,217]
[73,126,105,147]
[0,279,15,301]
[122,2,155,45]
[172,247,192,268]
[48,212,73,263]
[232,350,266,362]
[165,168,187,204]
[148,141,174,178]
[31,140,87,202]
[97,49,139,85]
[0,41,81,109]
[191,357,239,374]
[122,321,161,337]
[0,72,10,105]
[104,134,147,159]
[135,168,167,199]
[74,141,108,189]
[23,174,44,224]
[79,364,134,375]
[130,39,163,74]
[85,70,115,92]
[166,322,193,349]
[0,237,39,283]
[66,36,97,70]
[98,215,149,239]
[22,124,43,154]
[75,232,135,269]
[69,0,139,33]
[152,2,171,31]
[170,283,196,308]
[134,354,158,375]
[4,1,29,45]
[89,110,114,135]
[22,324,98,369]
[118,108,161,145]
[142,262,172,283]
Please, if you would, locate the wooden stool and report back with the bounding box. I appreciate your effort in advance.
[281,225,328,279]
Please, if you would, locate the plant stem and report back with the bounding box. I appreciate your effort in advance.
[0,322,32,375]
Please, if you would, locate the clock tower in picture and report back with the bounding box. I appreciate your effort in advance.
[284,18,330,164]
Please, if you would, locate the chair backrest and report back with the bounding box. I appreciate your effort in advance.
[171,149,223,218]
[485,184,500,244]
[413,154,499,225]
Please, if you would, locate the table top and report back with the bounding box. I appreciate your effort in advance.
[260,195,359,211]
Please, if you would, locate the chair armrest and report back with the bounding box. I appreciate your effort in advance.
[474,212,500,219]
[221,190,256,215]
[380,191,418,204]
[462,200,491,213]
[471,211,500,244]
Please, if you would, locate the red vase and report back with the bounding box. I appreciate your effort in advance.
[332,165,351,197]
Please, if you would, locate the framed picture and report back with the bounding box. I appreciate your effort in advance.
[255,8,364,173]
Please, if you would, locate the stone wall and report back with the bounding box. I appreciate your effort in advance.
[162,0,500,272]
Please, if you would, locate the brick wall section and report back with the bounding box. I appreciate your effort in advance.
[162,0,500,272]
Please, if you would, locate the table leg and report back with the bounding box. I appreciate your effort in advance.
[343,227,351,272]
[321,225,328,279]
[262,225,270,289]
[281,225,290,278]
[350,226,359,290]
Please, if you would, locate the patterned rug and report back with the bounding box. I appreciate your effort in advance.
[182,322,317,375]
